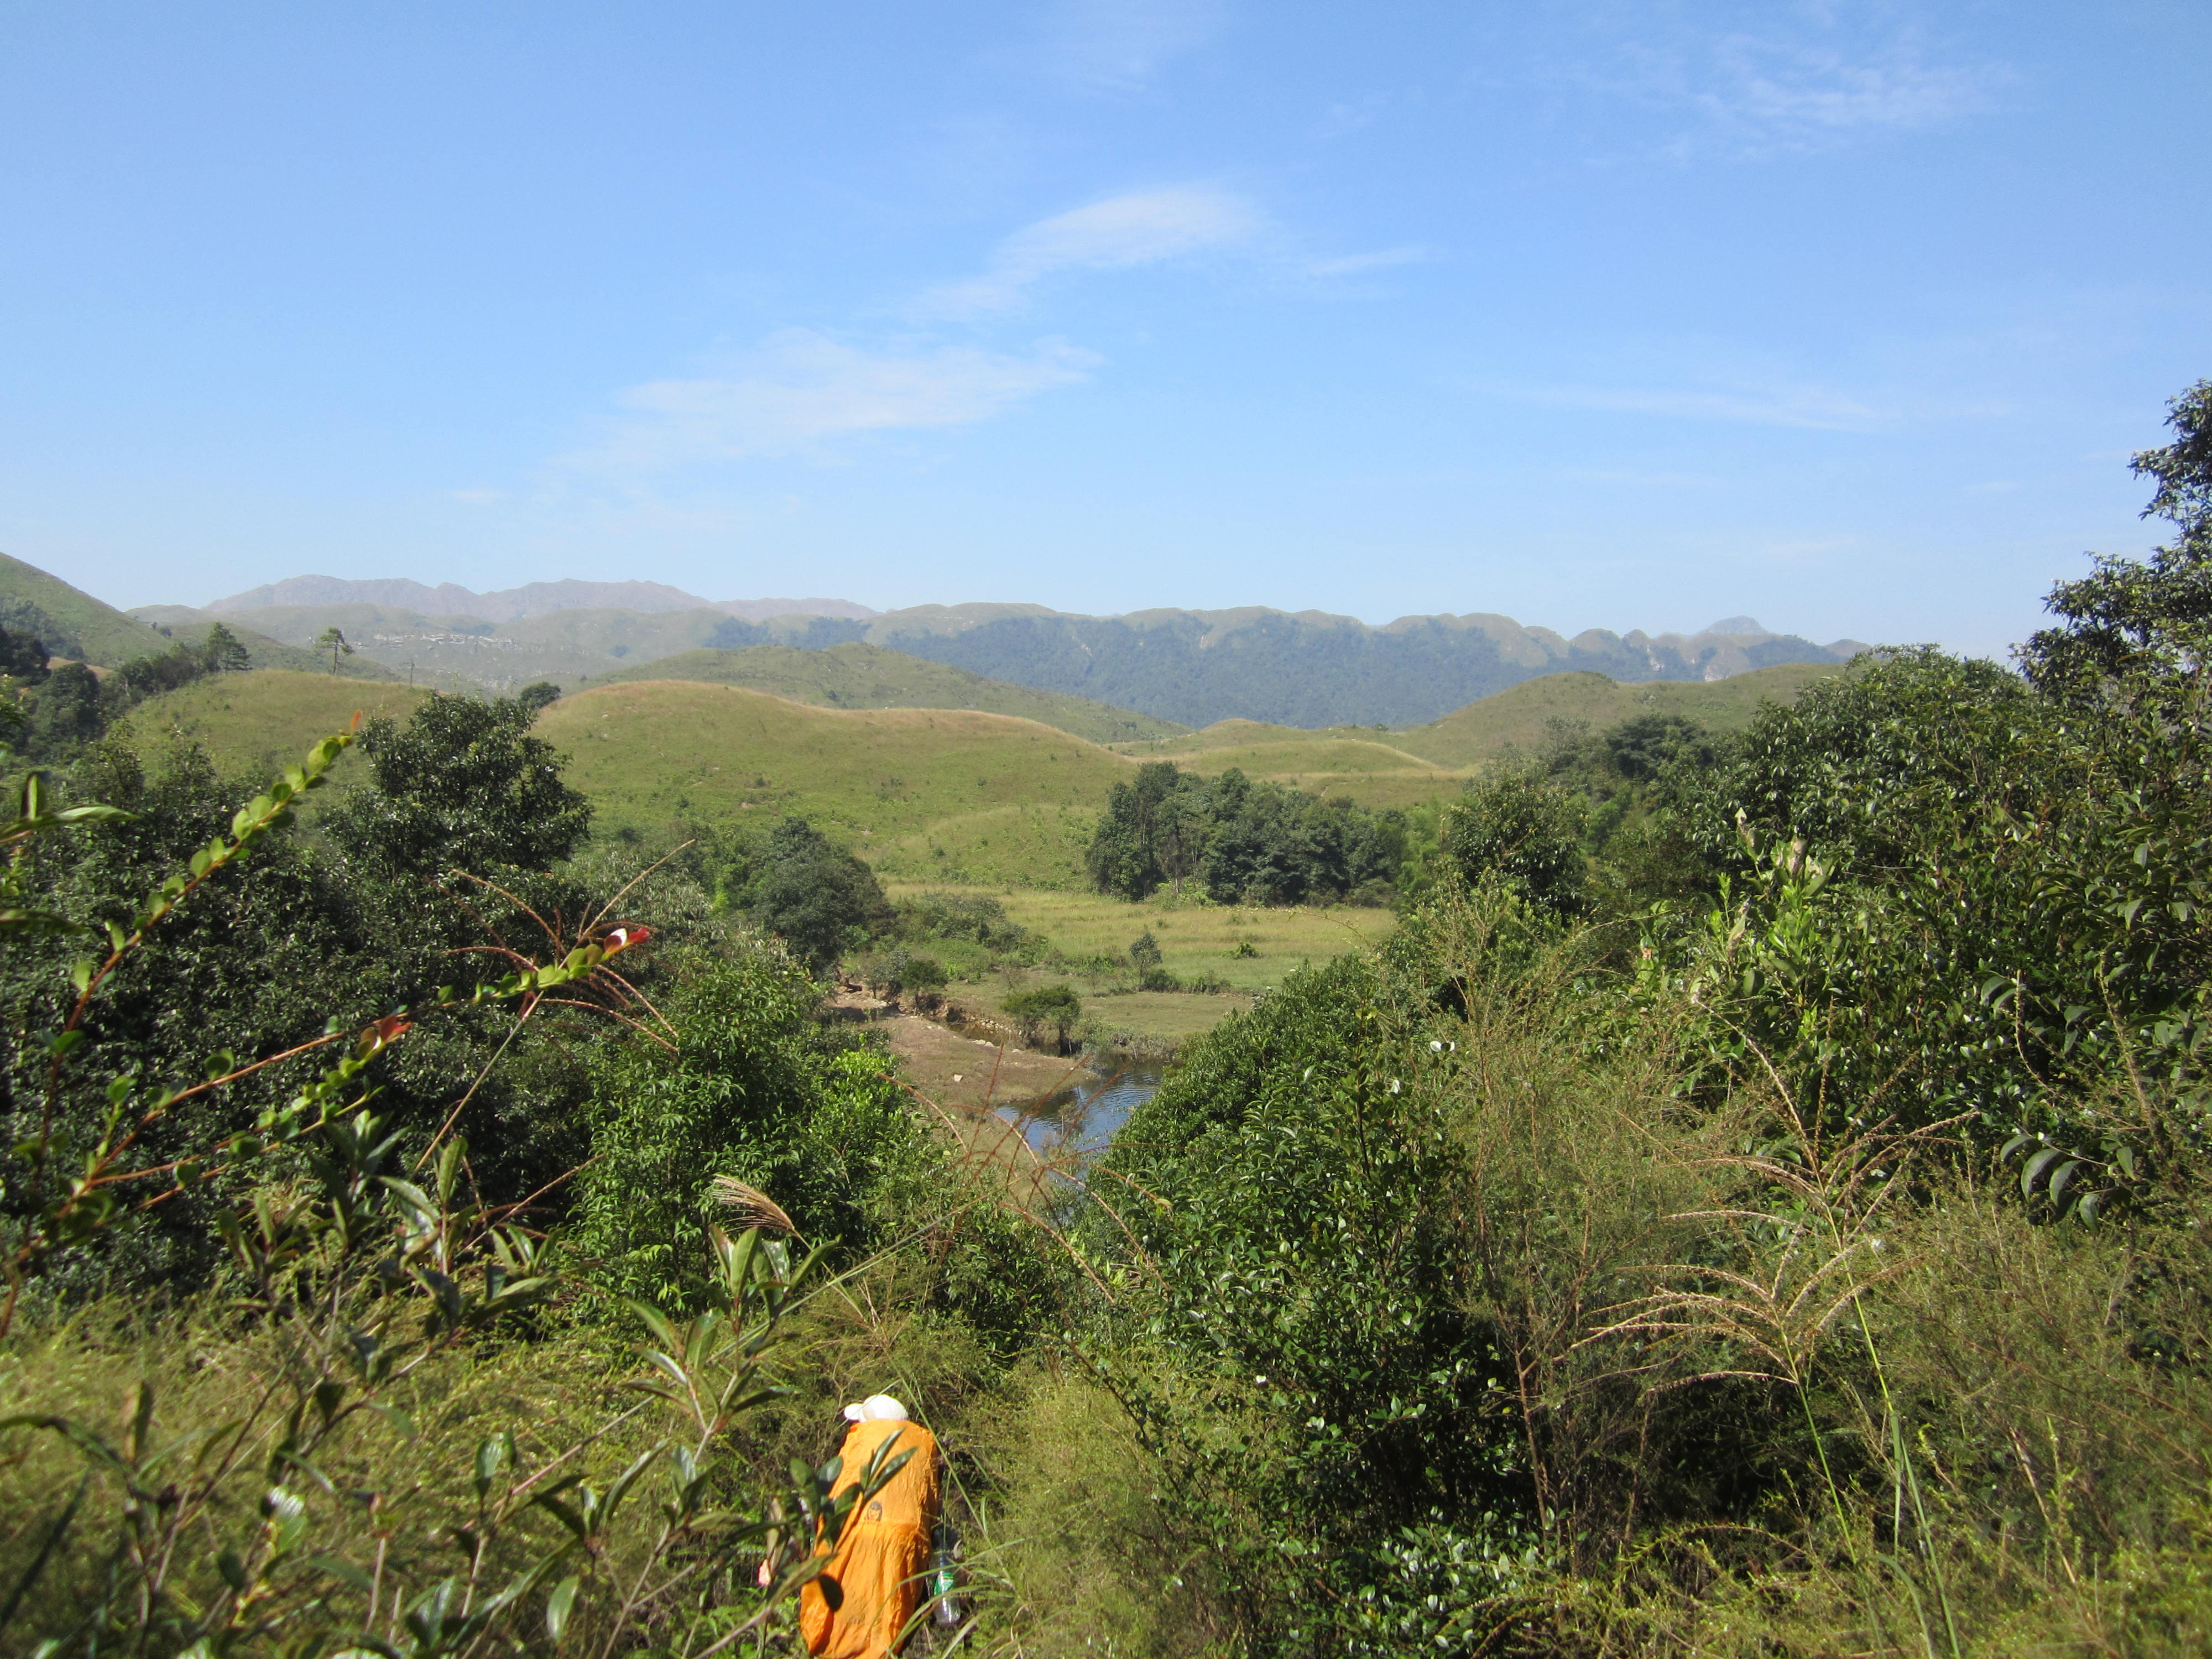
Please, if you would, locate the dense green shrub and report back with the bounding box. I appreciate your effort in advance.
[576,945,928,1309]
[1003,983,1082,1049]
[1439,769,1588,917]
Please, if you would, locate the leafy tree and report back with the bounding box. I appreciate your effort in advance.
[314,625,352,673]
[578,948,922,1308]
[199,622,249,674]
[1088,952,1531,1644]
[2023,378,2212,703]
[1603,711,1716,782]
[28,662,104,755]
[1087,761,1405,906]
[516,680,562,713]
[0,624,50,684]
[1441,771,1588,918]
[1086,761,1192,899]
[741,816,893,975]
[325,692,592,877]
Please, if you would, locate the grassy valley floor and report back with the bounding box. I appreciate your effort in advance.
[888,881,1397,1052]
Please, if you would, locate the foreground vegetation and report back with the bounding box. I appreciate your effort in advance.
[1,384,2206,1656]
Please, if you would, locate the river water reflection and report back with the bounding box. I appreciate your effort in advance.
[995,1062,1163,1159]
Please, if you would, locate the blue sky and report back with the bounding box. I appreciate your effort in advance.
[3,1,2206,654]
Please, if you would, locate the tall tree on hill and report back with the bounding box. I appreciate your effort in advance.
[315,625,352,674]
[199,622,249,674]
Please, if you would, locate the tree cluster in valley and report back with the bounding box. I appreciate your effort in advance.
[1086,761,1410,905]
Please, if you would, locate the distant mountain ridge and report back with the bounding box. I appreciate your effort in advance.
[177,571,1870,728]
[205,575,875,624]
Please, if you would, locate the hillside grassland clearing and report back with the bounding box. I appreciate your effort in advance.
[536,679,1137,846]
[1065,987,1259,1049]
[870,802,1099,889]
[108,667,1841,902]
[596,641,1185,743]
[1112,662,1844,769]
[110,670,429,777]
[889,880,1397,995]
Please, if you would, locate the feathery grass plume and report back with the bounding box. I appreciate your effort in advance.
[712,1172,797,1235]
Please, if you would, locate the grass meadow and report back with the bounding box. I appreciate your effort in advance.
[111,669,430,777]
[887,879,1399,1049]
[596,641,1186,743]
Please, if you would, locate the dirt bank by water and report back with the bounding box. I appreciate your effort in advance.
[874,1013,1099,1111]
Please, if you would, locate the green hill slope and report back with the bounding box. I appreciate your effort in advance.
[539,681,1139,885]
[111,670,430,775]
[1,552,190,666]
[1391,662,1849,767]
[181,601,752,690]
[111,666,1833,889]
[129,604,405,682]
[593,643,1186,743]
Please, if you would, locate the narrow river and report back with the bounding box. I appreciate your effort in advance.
[995,1062,1164,1158]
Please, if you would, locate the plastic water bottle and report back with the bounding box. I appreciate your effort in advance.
[932,1520,962,1627]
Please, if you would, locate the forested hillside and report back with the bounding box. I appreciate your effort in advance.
[853,606,1861,727]
[1,386,2206,1656]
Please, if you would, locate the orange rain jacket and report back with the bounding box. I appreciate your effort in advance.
[800,1419,942,1659]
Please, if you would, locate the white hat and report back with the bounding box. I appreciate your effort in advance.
[841,1393,910,1423]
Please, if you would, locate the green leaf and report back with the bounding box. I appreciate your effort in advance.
[545,1574,580,1642]
[2022,1145,2067,1197]
[2047,1160,2084,1206]
[531,1494,589,1544]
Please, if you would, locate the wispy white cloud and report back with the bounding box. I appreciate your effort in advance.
[575,330,1098,469]
[1302,244,1431,279]
[1564,4,2012,161]
[1006,0,1227,92]
[920,184,1264,314]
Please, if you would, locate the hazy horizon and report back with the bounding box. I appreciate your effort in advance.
[7,2,2208,660]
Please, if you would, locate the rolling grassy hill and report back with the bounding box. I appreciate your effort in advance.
[1388,661,1849,766]
[129,605,406,682]
[0,555,398,679]
[536,681,1140,885]
[110,671,430,776]
[105,660,1850,891]
[1153,732,1474,811]
[594,643,1186,743]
